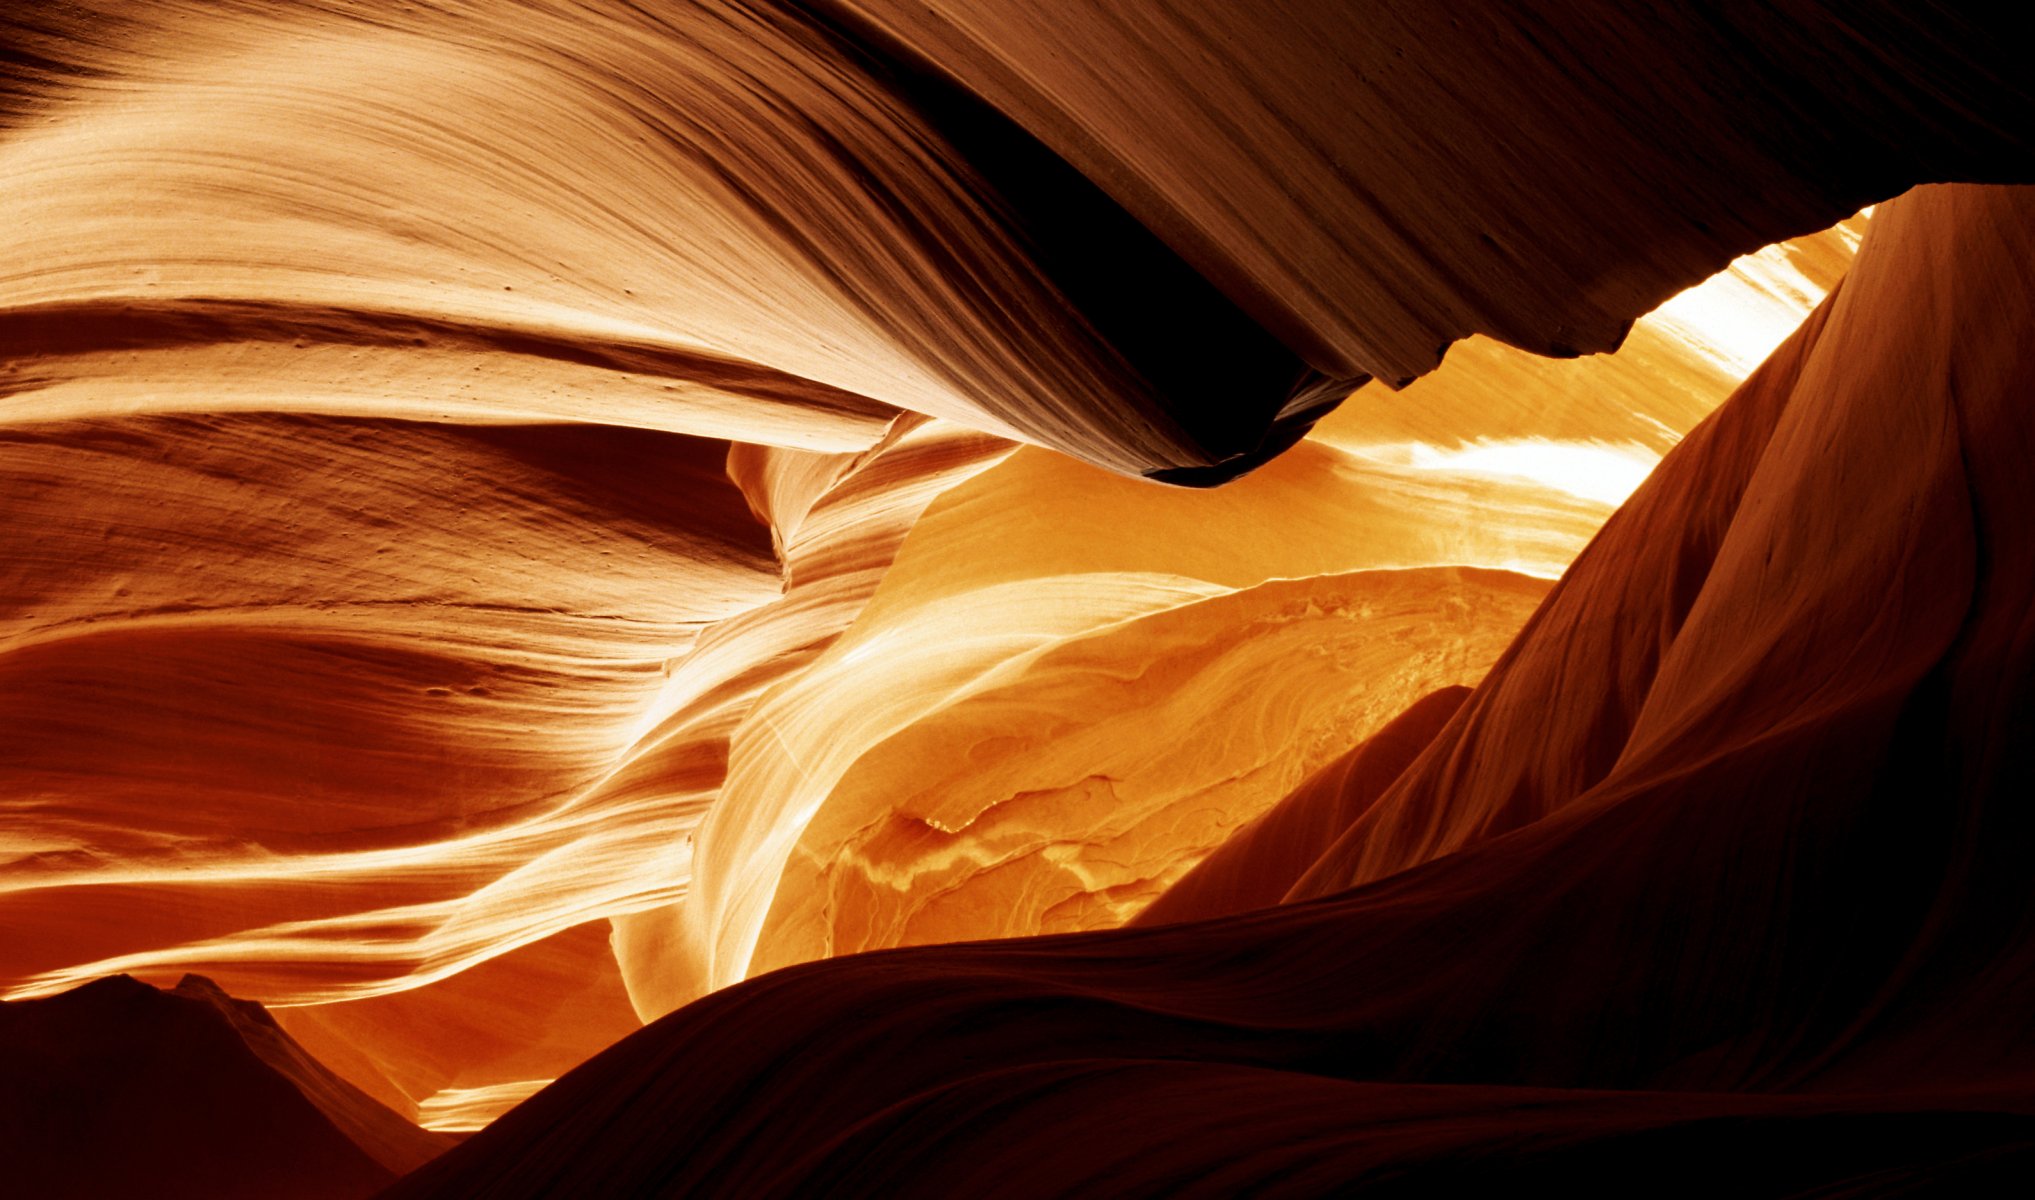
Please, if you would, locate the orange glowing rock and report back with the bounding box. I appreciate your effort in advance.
[4,0,2033,1168]
[388,181,2035,1200]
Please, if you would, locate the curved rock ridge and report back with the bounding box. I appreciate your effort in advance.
[0,216,1867,1124]
[269,922,645,1133]
[385,184,2035,1196]
[0,225,1847,1122]
[1314,217,1869,476]
[821,1,2032,383]
[0,415,781,1008]
[162,974,454,1175]
[0,0,2017,1145]
[1,412,1012,1122]
[1130,685,1473,928]
[0,974,454,1200]
[638,449,1578,1010]
[729,566,1547,991]
[5,4,2029,477]
[0,0,1321,479]
[630,212,1862,1015]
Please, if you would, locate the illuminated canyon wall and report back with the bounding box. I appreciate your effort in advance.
[393,179,2035,1200]
[3,2,2034,1196]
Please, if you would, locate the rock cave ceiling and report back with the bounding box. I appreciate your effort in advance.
[2,2,2033,1196]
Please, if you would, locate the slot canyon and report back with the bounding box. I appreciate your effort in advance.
[4,2,2034,1196]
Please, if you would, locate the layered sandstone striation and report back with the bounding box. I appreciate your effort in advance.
[391,184,2035,1196]
[4,0,2034,1171]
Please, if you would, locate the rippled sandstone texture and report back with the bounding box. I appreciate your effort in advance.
[3,0,2034,1183]
[392,181,2035,1198]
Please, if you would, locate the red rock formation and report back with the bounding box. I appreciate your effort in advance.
[6,4,2025,476]
[0,975,452,1200]
[4,0,2035,1174]
[1131,685,1471,927]
[387,184,2035,1196]
[824,2,2032,383]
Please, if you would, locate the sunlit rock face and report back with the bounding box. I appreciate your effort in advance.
[389,182,2035,1200]
[0,232,1851,1103]
[4,0,2035,1176]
